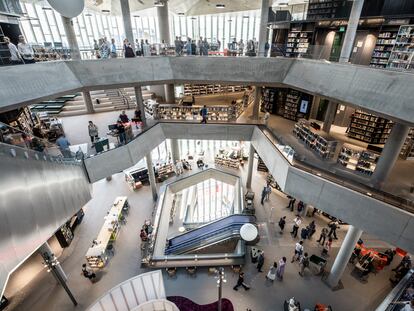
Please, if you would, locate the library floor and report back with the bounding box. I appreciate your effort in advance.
[238,105,414,202]
[3,111,402,311]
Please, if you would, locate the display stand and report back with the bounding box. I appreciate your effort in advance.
[214,154,240,169]
[337,144,380,175]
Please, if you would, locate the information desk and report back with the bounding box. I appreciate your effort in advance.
[85,197,128,269]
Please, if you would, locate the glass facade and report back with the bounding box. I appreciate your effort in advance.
[18,1,261,51]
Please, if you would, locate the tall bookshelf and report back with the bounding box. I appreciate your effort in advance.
[286,31,312,57]
[183,84,248,96]
[307,0,349,20]
[400,128,414,160]
[347,110,393,144]
[387,25,414,70]
[370,29,398,69]
[284,89,300,121]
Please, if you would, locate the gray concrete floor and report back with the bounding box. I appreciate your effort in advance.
[4,117,399,310]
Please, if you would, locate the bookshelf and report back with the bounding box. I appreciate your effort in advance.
[214,154,240,169]
[257,156,268,172]
[400,128,414,160]
[307,0,349,21]
[387,25,414,70]
[284,89,300,121]
[183,84,249,97]
[347,110,393,144]
[370,29,398,68]
[286,30,312,57]
[293,120,338,159]
[337,144,380,175]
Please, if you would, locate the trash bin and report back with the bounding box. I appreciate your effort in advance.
[309,254,326,275]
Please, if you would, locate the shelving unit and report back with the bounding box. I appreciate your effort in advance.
[370,29,398,68]
[55,223,74,248]
[257,156,268,172]
[347,110,393,144]
[286,31,312,57]
[387,25,414,70]
[400,128,414,160]
[156,162,175,182]
[307,0,349,20]
[284,89,300,121]
[183,84,249,97]
[293,120,338,159]
[214,154,240,169]
[337,144,380,175]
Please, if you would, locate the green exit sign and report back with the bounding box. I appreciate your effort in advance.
[339,26,346,32]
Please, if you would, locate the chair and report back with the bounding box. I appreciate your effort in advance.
[166,267,177,278]
[186,266,197,277]
[208,267,217,276]
[232,265,242,274]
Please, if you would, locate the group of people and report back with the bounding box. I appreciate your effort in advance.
[92,37,154,59]
[140,221,153,242]
[174,36,213,56]
[174,159,192,175]
[5,35,36,65]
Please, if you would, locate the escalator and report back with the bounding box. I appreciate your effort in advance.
[165,215,256,255]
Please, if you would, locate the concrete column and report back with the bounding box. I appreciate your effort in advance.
[310,95,321,120]
[164,84,175,104]
[82,91,95,114]
[61,16,80,60]
[371,123,410,189]
[134,86,146,127]
[252,87,261,120]
[156,1,171,44]
[326,225,363,288]
[258,0,271,57]
[120,0,134,44]
[145,153,158,201]
[246,144,255,189]
[339,0,364,63]
[322,102,338,133]
[170,138,180,163]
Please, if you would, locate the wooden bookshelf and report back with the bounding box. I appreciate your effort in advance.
[284,89,300,121]
[347,110,393,144]
[400,128,414,160]
[370,29,398,69]
[286,31,312,57]
[387,25,414,70]
[337,144,380,175]
[307,0,349,20]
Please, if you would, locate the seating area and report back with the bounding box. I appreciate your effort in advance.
[167,296,234,311]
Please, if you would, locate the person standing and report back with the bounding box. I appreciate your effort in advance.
[266,262,277,282]
[116,121,126,145]
[265,184,271,201]
[233,272,250,291]
[297,201,305,213]
[317,227,329,245]
[291,241,304,263]
[82,264,96,283]
[93,39,100,58]
[200,105,208,124]
[328,221,339,240]
[278,216,286,234]
[287,197,296,211]
[88,121,99,144]
[4,37,23,65]
[308,220,316,239]
[56,134,71,158]
[322,238,332,256]
[298,252,310,277]
[119,110,129,123]
[257,251,265,272]
[174,36,182,56]
[110,38,117,58]
[260,186,267,205]
[290,215,301,238]
[123,39,135,58]
[264,41,270,57]
[17,35,35,64]
[143,39,151,56]
[276,257,287,280]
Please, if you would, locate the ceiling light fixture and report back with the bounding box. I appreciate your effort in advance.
[154,0,164,7]
[178,13,185,16]
[278,2,289,7]
[133,15,140,18]
[243,16,249,18]
[41,7,52,10]
[85,13,92,16]
[101,9,110,13]
[228,19,232,22]
[216,4,225,9]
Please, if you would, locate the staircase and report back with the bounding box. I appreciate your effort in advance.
[58,88,155,117]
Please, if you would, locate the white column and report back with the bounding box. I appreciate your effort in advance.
[82,91,95,114]
[146,153,158,201]
[120,0,134,44]
[322,102,337,133]
[326,225,363,288]
[61,16,80,60]
[246,144,255,189]
[371,123,410,189]
[252,87,261,120]
[170,138,180,163]
[339,0,364,63]
[258,0,271,57]
[164,84,175,104]
[156,1,171,44]
[134,86,146,126]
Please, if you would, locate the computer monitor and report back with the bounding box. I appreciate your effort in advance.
[108,124,117,131]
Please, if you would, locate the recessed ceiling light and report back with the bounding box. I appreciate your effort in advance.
[228,19,232,22]
[42,7,52,10]
[216,4,225,9]
[133,15,140,18]
[85,13,92,16]
[278,2,289,7]
[101,9,110,13]
[191,17,197,20]
[243,16,249,18]
[154,0,164,7]
[178,12,185,16]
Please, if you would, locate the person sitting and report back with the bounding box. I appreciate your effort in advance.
[182,159,192,170]
[119,110,129,123]
[140,229,148,241]
[197,158,204,168]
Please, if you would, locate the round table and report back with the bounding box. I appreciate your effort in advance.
[240,223,258,242]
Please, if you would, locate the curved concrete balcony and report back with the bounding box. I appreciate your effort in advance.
[1,57,414,124]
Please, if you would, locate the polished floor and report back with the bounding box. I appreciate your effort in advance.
[3,112,400,310]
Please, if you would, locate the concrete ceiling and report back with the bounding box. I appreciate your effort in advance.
[24,0,309,16]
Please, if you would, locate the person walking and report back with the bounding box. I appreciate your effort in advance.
[260,186,267,205]
[290,215,301,238]
[119,110,129,123]
[257,251,265,272]
[88,121,99,145]
[200,105,208,123]
[278,216,286,234]
[298,252,310,277]
[328,221,339,240]
[266,262,277,282]
[317,227,329,245]
[116,121,126,145]
[297,201,305,213]
[276,257,287,280]
[308,220,316,239]
[110,38,117,58]
[287,197,296,211]
[233,272,250,291]
[291,241,304,263]
[4,37,23,65]
[82,263,96,283]
[265,184,271,201]
[56,134,71,158]
[322,238,332,256]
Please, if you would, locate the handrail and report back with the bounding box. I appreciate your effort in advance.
[257,125,414,213]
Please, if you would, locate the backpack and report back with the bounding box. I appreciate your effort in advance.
[278,218,285,226]
[303,257,309,267]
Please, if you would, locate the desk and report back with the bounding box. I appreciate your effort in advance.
[85,197,128,269]
[94,137,109,153]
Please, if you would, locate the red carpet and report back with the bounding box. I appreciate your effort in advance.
[167,296,234,311]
